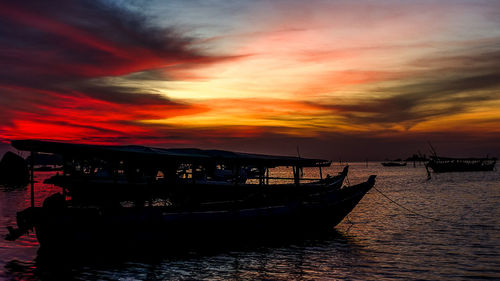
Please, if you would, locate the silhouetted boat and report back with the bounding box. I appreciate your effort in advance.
[426,156,496,173]
[6,140,375,251]
[34,166,63,172]
[425,142,496,173]
[381,162,407,167]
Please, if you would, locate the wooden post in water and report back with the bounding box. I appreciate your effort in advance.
[319,166,323,180]
[30,151,35,208]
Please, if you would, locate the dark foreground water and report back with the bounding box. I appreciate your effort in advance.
[1,163,500,280]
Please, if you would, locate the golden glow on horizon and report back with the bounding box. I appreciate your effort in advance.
[412,102,500,133]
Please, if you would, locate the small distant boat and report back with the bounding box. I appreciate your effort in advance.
[426,156,496,173]
[34,165,63,172]
[381,162,407,167]
[425,142,496,173]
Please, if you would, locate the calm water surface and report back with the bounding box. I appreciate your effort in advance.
[1,163,499,280]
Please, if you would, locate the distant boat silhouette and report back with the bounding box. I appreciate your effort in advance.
[381,161,407,167]
[425,143,496,173]
[426,156,496,173]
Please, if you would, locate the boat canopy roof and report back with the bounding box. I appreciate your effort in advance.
[11,140,331,167]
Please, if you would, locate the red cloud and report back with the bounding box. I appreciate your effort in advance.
[0,0,238,144]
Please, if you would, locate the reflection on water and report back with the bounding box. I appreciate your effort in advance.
[4,230,365,281]
[1,164,500,280]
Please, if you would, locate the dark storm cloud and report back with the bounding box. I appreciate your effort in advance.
[0,0,198,63]
[0,0,225,106]
[69,84,178,105]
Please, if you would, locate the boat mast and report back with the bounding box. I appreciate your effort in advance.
[428,142,438,158]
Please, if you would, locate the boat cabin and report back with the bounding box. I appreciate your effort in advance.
[12,140,337,208]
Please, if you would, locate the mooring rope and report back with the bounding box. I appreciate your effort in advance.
[344,215,355,233]
[372,185,500,231]
[372,185,440,222]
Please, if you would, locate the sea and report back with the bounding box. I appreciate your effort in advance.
[1,162,499,280]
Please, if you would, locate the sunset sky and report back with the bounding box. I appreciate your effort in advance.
[1,0,500,160]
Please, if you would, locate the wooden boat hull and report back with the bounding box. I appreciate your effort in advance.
[23,176,375,252]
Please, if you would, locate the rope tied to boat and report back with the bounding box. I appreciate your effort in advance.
[372,185,500,231]
[344,215,355,233]
[372,185,439,221]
